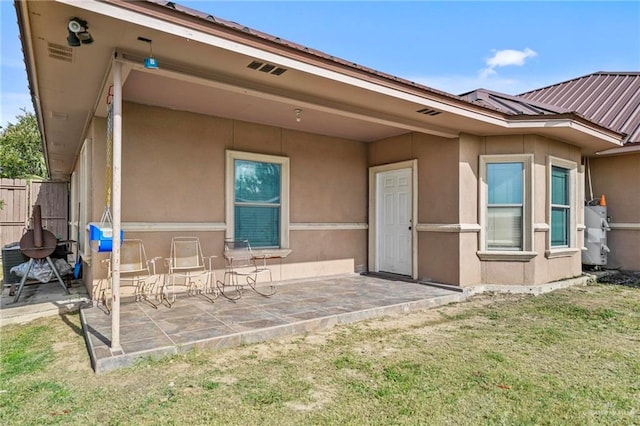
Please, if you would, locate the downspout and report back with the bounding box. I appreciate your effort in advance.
[14,0,50,178]
[110,57,123,353]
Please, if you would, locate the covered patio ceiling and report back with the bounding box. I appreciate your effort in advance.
[17,0,623,181]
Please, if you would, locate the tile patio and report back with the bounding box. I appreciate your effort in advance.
[81,274,465,373]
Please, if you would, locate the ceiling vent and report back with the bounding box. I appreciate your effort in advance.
[48,43,73,62]
[416,108,442,116]
[247,61,287,76]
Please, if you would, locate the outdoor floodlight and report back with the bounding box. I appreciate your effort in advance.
[67,17,94,47]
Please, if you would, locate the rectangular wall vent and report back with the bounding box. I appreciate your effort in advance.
[258,64,276,73]
[247,61,287,76]
[48,43,73,63]
[416,108,442,116]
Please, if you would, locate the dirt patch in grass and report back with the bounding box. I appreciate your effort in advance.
[596,270,640,288]
[1,283,639,425]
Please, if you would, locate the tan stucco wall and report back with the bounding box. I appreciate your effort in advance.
[369,132,461,284]
[368,132,585,287]
[588,154,640,270]
[83,103,369,295]
[80,101,599,294]
[459,134,482,285]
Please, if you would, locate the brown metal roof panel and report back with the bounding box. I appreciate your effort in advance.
[520,72,640,143]
[590,75,640,123]
[600,77,640,130]
[460,89,568,115]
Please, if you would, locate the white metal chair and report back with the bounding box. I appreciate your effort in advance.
[217,239,276,300]
[99,239,161,311]
[162,237,217,306]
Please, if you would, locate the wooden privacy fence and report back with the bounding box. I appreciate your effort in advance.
[0,178,69,251]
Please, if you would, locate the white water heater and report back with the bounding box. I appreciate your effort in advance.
[582,203,610,266]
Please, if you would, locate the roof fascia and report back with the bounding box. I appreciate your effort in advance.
[595,144,640,156]
[14,0,51,178]
[506,113,623,145]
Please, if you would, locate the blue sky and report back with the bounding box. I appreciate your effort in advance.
[1,1,639,128]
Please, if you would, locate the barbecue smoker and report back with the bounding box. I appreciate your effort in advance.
[13,205,70,302]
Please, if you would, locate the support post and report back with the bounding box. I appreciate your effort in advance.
[110,59,123,353]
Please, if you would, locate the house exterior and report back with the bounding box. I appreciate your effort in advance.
[14,0,629,301]
[519,72,640,272]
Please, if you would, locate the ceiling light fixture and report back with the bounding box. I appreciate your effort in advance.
[67,17,93,47]
[138,37,158,69]
[295,108,302,123]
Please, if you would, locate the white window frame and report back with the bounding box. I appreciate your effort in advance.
[546,156,579,258]
[225,150,290,249]
[478,154,536,261]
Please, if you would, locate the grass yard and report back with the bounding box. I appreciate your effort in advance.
[1,282,639,425]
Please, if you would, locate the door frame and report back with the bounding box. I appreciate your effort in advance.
[368,159,418,279]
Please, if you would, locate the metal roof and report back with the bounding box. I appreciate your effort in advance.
[459,88,570,116]
[519,72,640,144]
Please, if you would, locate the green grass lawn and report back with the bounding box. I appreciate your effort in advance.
[1,282,639,425]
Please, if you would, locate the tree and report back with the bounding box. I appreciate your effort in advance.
[0,109,47,179]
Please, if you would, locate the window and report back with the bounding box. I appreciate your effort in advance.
[226,151,289,248]
[487,162,523,250]
[551,166,569,247]
[546,156,577,257]
[479,154,534,260]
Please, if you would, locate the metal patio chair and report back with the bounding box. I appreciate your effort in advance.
[217,239,276,300]
[99,239,161,311]
[162,236,217,306]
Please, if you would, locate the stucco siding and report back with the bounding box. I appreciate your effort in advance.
[418,232,459,284]
[123,103,226,223]
[285,129,367,223]
[369,133,461,284]
[589,153,640,270]
[86,103,369,287]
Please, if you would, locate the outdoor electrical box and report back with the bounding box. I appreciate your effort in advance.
[582,199,610,267]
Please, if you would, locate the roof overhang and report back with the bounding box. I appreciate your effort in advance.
[595,143,640,156]
[16,0,625,180]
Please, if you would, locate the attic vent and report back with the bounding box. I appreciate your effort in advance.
[259,64,276,73]
[417,108,442,116]
[246,61,288,76]
[47,43,73,62]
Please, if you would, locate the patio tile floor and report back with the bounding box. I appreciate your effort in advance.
[80,274,465,373]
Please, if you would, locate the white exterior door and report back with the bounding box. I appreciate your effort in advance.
[377,168,412,275]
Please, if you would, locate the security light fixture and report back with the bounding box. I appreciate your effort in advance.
[67,17,93,47]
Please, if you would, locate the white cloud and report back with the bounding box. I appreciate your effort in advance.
[480,48,538,78]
